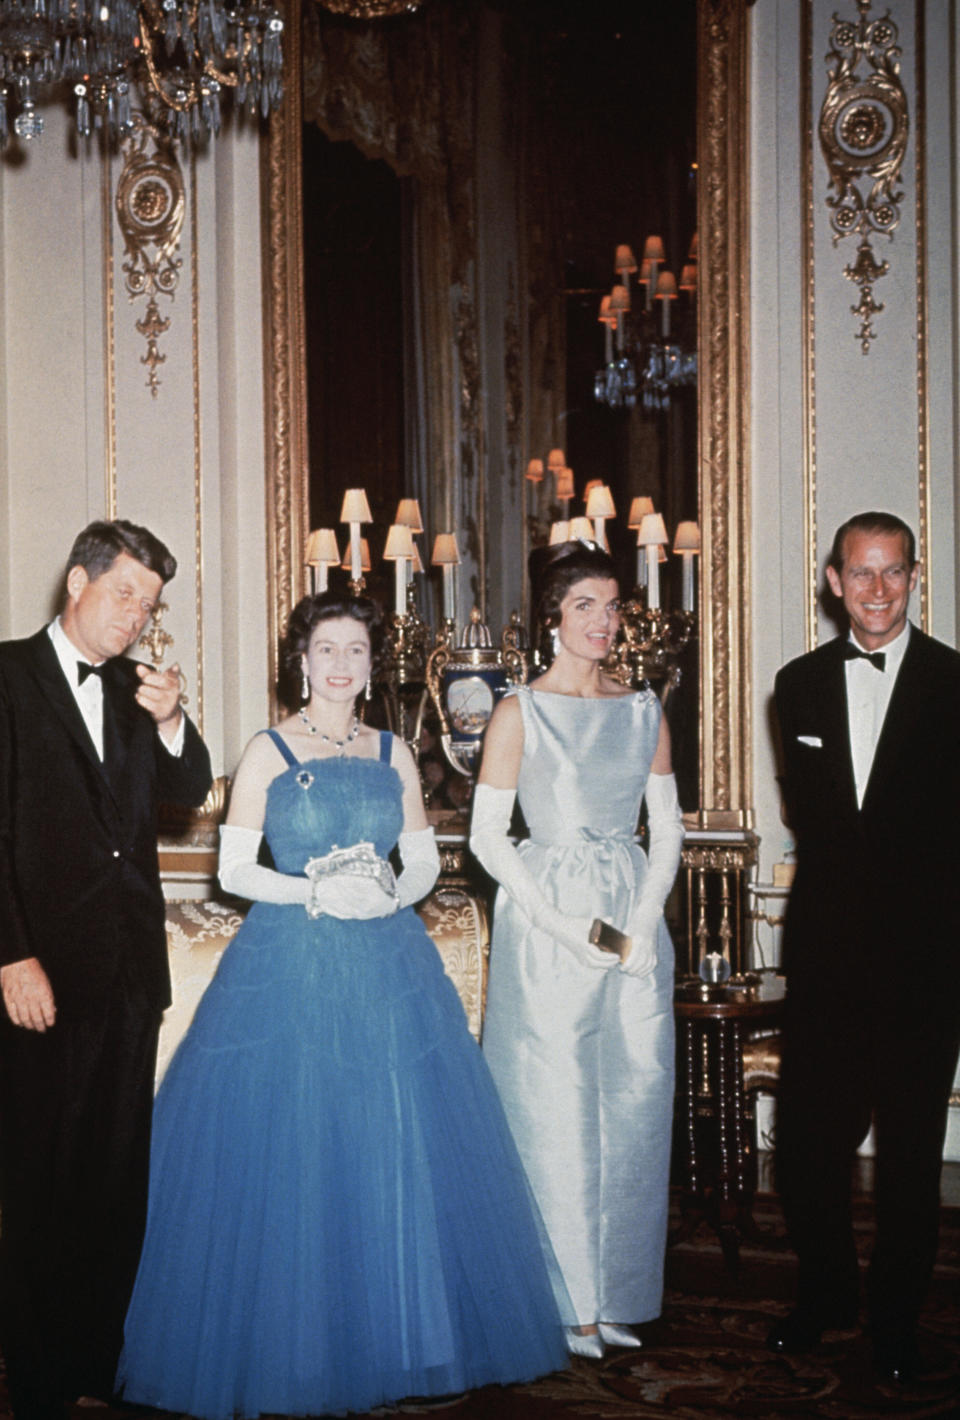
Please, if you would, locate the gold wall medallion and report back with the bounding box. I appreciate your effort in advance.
[115,116,186,396]
[819,0,909,352]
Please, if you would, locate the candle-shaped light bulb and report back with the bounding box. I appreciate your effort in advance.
[340,489,372,584]
[673,520,701,612]
[431,531,461,623]
[637,512,668,610]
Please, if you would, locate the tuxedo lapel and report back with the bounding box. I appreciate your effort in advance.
[860,628,926,814]
[25,630,106,778]
[819,639,860,820]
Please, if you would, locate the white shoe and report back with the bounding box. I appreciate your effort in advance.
[598,1323,642,1349]
[564,1326,605,1359]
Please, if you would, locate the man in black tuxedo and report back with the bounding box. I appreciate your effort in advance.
[0,520,212,1420]
[769,511,960,1382]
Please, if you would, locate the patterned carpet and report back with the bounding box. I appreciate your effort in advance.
[3,1189,958,1420]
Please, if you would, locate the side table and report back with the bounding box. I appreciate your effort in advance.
[673,972,786,1270]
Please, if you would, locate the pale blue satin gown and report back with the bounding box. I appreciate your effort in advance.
[482,686,676,1327]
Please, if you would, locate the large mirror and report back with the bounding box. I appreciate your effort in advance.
[262,0,750,828]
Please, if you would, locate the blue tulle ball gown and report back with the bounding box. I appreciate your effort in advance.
[116,731,568,1419]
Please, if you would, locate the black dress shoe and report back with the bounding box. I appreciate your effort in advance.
[873,1333,921,1385]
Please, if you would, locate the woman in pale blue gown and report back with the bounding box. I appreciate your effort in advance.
[116,591,568,1419]
[471,540,685,1359]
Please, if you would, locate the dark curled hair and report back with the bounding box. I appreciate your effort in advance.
[828,510,916,573]
[529,539,618,631]
[66,519,177,584]
[280,591,383,708]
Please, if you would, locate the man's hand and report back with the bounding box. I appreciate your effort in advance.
[135,662,183,743]
[1,957,56,1031]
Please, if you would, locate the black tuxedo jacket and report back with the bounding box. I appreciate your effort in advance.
[0,629,212,1021]
[774,626,960,1014]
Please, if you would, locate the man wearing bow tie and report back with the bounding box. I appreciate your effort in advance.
[0,520,212,1420]
[769,511,960,1383]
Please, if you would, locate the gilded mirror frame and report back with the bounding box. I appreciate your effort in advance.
[261,0,751,828]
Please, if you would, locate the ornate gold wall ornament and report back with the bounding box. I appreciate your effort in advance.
[115,117,185,396]
[818,0,909,352]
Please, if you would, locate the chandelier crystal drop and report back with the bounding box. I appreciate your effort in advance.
[0,0,283,147]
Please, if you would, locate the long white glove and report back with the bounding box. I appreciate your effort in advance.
[621,772,684,977]
[470,784,616,970]
[218,824,311,906]
[395,827,440,908]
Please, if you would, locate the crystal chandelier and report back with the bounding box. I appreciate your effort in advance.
[0,0,283,147]
[594,236,698,413]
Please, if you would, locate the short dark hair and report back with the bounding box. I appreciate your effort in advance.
[66,519,177,584]
[829,511,917,574]
[529,539,619,630]
[281,590,383,707]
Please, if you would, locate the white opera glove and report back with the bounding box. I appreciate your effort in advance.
[470,783,615,971]
[621,772,684,977]
[218,824,311,906]
[309,874,399,920]
[395,827,440,908]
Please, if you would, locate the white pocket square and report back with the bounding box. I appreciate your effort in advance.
[797,734,822,747]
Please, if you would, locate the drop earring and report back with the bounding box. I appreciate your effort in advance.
[364,677,372,701]
[301,667,310,702]
[550,627,561,659]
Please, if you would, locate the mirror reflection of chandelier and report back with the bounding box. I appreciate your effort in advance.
[594,235,698,413]
[0,0,283,147]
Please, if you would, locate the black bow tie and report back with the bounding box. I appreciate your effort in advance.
[843,643,886,672]
[77,662,107,685]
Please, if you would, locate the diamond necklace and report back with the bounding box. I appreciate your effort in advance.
[298,708,361,753]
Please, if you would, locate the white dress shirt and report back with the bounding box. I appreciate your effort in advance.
[844,620,910,807]
[47,619,184,760]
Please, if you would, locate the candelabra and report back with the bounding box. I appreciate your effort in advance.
[594,237,697,412]
[609,604,695,694]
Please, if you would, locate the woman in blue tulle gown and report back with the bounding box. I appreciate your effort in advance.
[116,591,568,1420]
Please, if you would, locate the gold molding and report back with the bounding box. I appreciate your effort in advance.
[263,0,310,707]
[189,147,205,736]
[801,0,818,650]
[102,145,118,519]
[914,0,930,631]
[696,0,751,827]
[263,0,753,826]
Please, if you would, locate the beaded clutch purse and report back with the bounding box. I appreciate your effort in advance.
[303,842,397,918]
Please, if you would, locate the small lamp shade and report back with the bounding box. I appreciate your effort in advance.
[585,484,615,519]
[305,528,340,565]
[341,537,371,572]
[688,232,699,260]
[548,520,570,544]
[340,488,372,524]
[673,520,701,553]
[598,294,614,324]
[638,258,652,287]
[395,498,424,532]
[547,447,566,471]
[608,283,630,315]
[383,524,416,560]
[431,532,461,566]
[411,544,425,575]
[643,234,666,264]
[526,458,545,482]
[637,512,669,546]
[628,496,655,529]
[679,264,697,293]
[614,243,637,275]
[554,467,575,501]
[568,516,594,541]
[655,270,678,301]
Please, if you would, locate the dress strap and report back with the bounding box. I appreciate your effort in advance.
[263,728,300,768]
[379,731,392,765]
